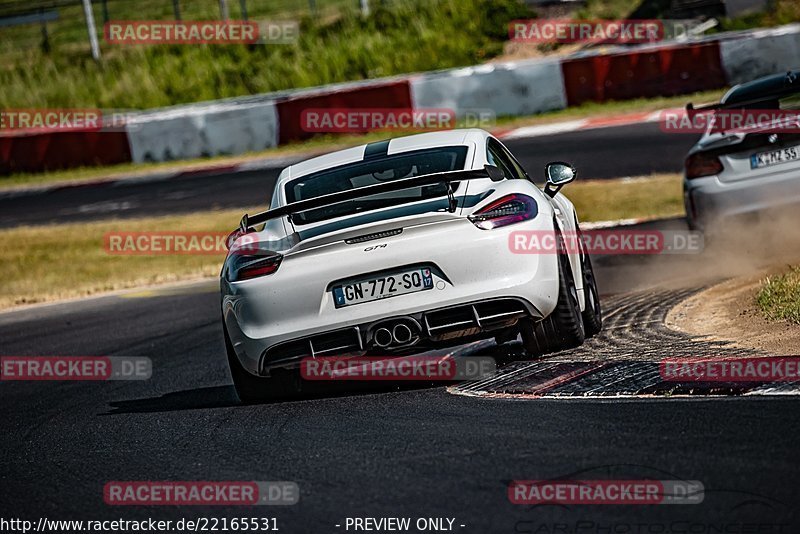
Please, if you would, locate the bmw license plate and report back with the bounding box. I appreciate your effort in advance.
[332,268,433,307]
[750,145,800,169]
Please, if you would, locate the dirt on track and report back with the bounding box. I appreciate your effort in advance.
[667,270,800,355]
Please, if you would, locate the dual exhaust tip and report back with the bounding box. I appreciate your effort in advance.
[372,321,418,349]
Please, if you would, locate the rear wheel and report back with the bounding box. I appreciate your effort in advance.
[520,232,585,357]
[224,324,301,404]
[580,247,602,338]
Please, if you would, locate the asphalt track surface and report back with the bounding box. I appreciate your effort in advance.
[2,227,800,530]
[2,128,799,531]
[0,122,698,228]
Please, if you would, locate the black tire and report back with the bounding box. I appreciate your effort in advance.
[580,242,603,338]
[224,324,301,404]
[520,231,585,357]
[494,327,519,346]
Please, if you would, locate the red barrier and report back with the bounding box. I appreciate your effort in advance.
[561,42,726,106]
[276,80,413,144]
[0,130,132,175]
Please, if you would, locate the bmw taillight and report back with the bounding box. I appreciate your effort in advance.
[228,254,283,282]
[685,152,723,179]
[468,194,538,230]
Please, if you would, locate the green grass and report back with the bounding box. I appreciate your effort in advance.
[0,173,683,309]
[0,208,251,309]
[567,173,684,222]
[575,0,645,19]
[0,0,533,109]
[0,0,356,56]
[717,0,800,32]
[757,266,800,324]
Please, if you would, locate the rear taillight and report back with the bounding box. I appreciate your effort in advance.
[468,194,538,230]
[229,254,283,282]
[685,152,723,179]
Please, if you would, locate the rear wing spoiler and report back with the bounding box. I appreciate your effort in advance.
[686,71,799,115]
[238,165,504,232]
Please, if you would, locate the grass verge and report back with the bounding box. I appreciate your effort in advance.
[0,208,252,310]
[0,0,532,109]
[568,173,683,222]
[757,266,800,324]
[0,173,683,310]
[717,0,800,32]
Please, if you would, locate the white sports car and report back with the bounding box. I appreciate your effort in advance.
[221,129,602,402]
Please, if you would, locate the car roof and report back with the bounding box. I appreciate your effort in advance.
[722,70,800,105]
[277,128,492,184]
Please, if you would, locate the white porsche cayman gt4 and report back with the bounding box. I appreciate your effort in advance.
[221,129,602,402]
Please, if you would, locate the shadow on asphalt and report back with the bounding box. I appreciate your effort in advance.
[101,380,448,415]
[103,385,240,415]
[101,342,536,415]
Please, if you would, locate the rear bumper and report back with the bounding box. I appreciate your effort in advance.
[685,172,800,231]
[249,297,541,375]
[222,215,561,375]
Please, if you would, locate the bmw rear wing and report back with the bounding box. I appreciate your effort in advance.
[238,165,504,232]
[686,71,799,115]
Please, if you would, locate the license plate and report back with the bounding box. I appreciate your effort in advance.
[750,145,800,169]
[332,268,433,307]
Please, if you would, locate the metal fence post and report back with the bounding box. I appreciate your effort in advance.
[360,0,369,16]
[239,0,248,20]
[81,0,101,60]
[172,0,181,20]
[219,0,230,20]
[39,9,50,53]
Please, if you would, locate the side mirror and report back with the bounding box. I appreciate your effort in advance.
[544,162,576,198]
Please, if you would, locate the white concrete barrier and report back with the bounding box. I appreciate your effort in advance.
[719,24,800,86]
[120,24,800,166]
[126,101,279,163]
[409,58,567,119]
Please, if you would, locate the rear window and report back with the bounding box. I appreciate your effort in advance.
[284,146,469,225]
